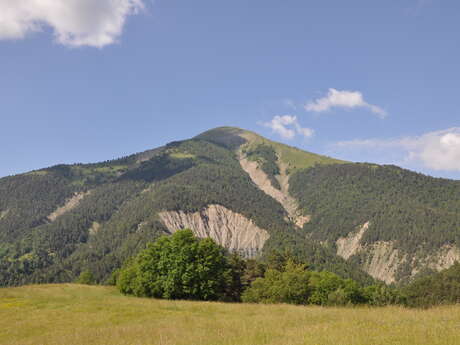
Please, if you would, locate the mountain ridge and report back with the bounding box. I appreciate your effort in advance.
[0,127,459,286]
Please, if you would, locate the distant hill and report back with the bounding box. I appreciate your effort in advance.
[0,127,459,286]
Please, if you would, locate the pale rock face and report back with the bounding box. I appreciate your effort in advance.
[336,222,460,284]
[0,209,9,220]
[239,154,309,228]
[411,245,460,276]
[47,191,90,222]
[88,222,101,236]
[336,222,369,260]
[336,222,401,284]
[158,205,270,258]
[361,242,402,284]
[431,245,460,270]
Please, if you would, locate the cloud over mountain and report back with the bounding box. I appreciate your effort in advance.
[305,88,386,118]
[334,128,460,172]
[262,115,314,140]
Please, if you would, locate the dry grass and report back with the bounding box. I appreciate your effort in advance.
[1,284,460,345]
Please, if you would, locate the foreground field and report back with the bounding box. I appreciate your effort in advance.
[1,284,459,345]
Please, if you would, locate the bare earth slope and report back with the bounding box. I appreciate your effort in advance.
[159,204,270,258]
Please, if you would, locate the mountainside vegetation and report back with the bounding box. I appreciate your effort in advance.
[0,126,459,288]
[403,262,460,308]
[116,230,406,307]
[113,230,459,309]
[290,163,460,283]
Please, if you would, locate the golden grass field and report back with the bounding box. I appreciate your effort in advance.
[1,284,459,345]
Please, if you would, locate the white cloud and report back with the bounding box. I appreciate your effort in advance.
[0,0,144,47]
[262,115,314,140]
[305,88,387,118]
[334,128,460,172]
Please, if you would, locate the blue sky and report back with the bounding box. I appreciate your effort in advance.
[0,0,459,179]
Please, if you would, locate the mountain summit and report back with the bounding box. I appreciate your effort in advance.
[1,127,459,286]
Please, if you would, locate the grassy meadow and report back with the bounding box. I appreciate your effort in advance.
[1,284,459,345]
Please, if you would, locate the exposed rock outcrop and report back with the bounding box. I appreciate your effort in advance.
[239,154,309,228]
[411,245,460,276]
[336,222,460,284]
[0,209,8,220]
[361,242,402,284]
[336,222,401,283]
[88,222,101,236]
[430,245,460,270]
[47,192,90,222]
[158,205,270,258]
[336,222,369,260]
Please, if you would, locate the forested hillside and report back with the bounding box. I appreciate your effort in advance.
[0,129,370,286]
[290,163,460,283]
[0,127,459,287]
[402,262,460,307]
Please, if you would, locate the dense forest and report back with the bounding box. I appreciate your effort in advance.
[403,262,460,307]
[289,163,460,282]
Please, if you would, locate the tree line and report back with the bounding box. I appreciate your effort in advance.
[112,230,413,307]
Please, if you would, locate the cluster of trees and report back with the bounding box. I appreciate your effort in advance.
[115,230,402,306]
[241,261,403,306]
[402,263,460,308]
[116,230,245,301]
[115,230,460,308]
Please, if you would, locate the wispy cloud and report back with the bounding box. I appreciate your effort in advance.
[262,115,314,140]
[333,128,460,172]
[0,0,144,47]
[305,88,387,118]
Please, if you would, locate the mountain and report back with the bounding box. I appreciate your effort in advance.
[0,127,459,286]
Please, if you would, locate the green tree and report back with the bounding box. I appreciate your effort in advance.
[242,258,266,288]
[76,270,95,285]
[242,261,371,306]
[117,229,239,301]
[308,271,344,305]
[362,284,405,306]
[242,261,312,304]
[222,253,247,302]
[332,279,366,305]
